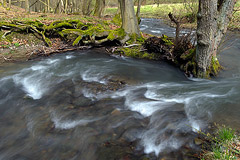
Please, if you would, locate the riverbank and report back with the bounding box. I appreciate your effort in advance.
[0,6,122,65]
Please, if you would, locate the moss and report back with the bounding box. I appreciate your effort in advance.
[126,33,145,44]
[76,21,85,29]
[180,48,196,60]
[73,35,82,46]
[120,46,156,60]
[210,56,221,76]
[83,25,106,37]
[0,22,27,31]
[23,21,45,28]
[53,22,73,29]
[107,28,126,41]
[66,20,81,24]
[45,21,73,30]
[0,31,5,41]
[62,29,84,35]
[161,34,174,46]
[112,14,122,26]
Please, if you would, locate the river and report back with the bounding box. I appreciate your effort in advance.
[0,18,240,160]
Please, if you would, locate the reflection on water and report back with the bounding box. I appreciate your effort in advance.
[0,19,239,160]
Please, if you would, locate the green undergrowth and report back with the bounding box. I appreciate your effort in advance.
[199,124,240,160]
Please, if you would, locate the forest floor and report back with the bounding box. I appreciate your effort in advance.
[0,5,118,65]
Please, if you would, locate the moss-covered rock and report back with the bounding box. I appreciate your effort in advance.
[115,46,157,60]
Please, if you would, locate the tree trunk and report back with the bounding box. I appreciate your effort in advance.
[196,0,236,77]
[136,0,142,18]
[118,0,140,36]
[25,0,30,13]
[9,0,11,9]
[65,0,68,13]
[93,0,105,17]
[82,0,92,15]
[47,0,50,12]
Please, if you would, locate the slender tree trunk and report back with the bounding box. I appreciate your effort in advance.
[65,0,68,13]
[60,0,64,13]
[79,0,83,14]
[47,0,50,12]
[118,0,140,36]
[9,0,11,8]
[82,0,88,15]
[136,0,142,18]
[25,0,30,13]
[93,0,105,17]
[116,2,121,14]
[196,0,236,77]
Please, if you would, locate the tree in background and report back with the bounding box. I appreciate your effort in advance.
[136,0,142,18]
[82,0,92,15]
[94,0,105,17]
[196,0,237,77]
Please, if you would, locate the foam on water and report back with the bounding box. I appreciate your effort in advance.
[11,58,62,99]
[13,74,47,99]
[66,55,75,59]
[150,30,161,34]
[81,67,107,84]
[31,65,47,71]
[51,112,101,130]
[105,81,237,155]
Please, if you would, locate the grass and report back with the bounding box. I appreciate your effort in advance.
[105,3,197,19]
[199,124,240,160]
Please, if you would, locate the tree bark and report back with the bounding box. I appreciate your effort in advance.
[9,0,11,9]
[93,0,105,17]
[25,0,30,13]
[196,0,236,77]
[136,0,142,18]
[82,0,92,15]
[47,0,50,12]
[118,0,140,36]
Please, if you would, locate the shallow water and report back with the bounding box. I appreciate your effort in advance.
[0,19,240,160]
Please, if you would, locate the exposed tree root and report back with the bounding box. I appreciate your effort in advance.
[0,19,128,48]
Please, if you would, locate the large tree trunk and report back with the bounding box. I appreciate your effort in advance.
[118,0,140,36]
[93,0,105,17]
[196,0,236,77]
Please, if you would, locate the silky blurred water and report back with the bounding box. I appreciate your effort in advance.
[0,19,239,160]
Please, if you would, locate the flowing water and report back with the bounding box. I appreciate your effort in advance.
[0,19,240,160]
